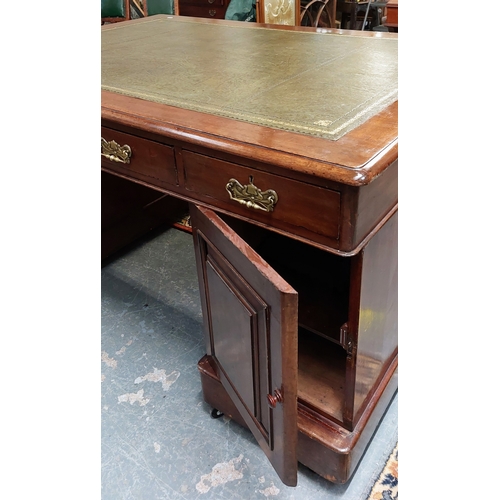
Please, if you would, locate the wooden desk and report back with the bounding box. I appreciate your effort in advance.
[101,15,398,487]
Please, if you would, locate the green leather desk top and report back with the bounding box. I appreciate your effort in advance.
[101,16,397,141]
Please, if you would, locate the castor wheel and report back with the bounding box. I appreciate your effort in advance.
[210,408,224,419]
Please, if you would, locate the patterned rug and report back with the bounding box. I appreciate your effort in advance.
[367,443,398,499]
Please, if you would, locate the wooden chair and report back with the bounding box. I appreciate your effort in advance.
[101,0,131,23]
[337,0,385,30]
[256,0,340,29]
[300,0,338,28]
[256,0,301,25]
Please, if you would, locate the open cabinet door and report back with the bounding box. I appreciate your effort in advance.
[191,204,298,486]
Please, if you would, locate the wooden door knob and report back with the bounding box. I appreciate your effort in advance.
[267,389,283,408]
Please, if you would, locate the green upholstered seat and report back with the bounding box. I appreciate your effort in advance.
[225,0,256,21]
[146,0,174,15]
[101,0,127,18]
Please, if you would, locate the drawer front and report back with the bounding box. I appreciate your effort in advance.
[182,150,341,240]
[101,128,177,187]
[179,5,226,18]
[180,0,227,7]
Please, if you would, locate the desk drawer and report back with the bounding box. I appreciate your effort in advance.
[179,5,226,18]
[179,0,228,18]
[101,128,177,187]
[182,150,341,241]
[180,0,227,7]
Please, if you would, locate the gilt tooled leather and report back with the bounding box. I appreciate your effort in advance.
[101,17,398,141]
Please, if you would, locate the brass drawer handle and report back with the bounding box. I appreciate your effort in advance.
[208,0,215,3]
[101,137,132,164]
[208,9,216,15]
[226,175,278,212]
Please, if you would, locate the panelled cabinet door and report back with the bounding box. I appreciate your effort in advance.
[190,204,299,486]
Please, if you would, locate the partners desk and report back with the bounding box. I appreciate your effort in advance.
[101,15,398,487]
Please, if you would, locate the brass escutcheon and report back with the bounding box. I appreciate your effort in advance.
[226,176,278,212]
[101,137,132,164]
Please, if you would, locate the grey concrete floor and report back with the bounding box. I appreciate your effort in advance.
[101,226,398,500]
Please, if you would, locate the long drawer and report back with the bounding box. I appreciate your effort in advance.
[101,127,178,188]
[181,150,341,242]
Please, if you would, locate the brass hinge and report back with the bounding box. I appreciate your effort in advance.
[340,322,355,359]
